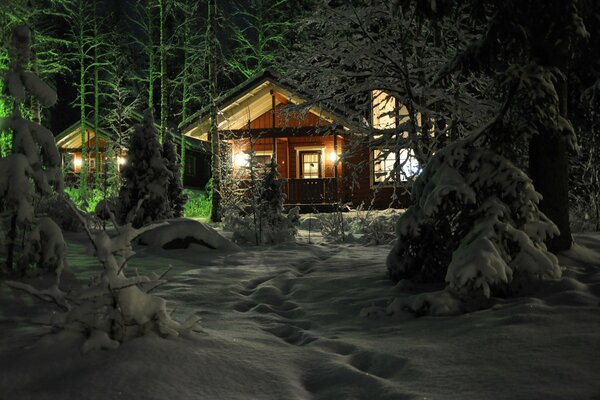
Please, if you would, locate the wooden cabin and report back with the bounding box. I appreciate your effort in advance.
[180,70,420,209]
[55,118,211,189]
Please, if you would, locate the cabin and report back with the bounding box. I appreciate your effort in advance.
[55,118,211,189]
[180,70,420,210]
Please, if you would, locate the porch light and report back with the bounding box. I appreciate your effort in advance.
[329,151,338,162]
[117,156,126,165]
[73,158,82,168]
[233,152,249,167]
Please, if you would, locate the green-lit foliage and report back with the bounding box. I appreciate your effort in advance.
[64,187,105,213]
[183,188,211,220]
[227,0,297,79]
[0,45,11,156]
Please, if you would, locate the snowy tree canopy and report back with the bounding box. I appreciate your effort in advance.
[118,109,171,228]
[0,25,64,274]
[387,132,561,298]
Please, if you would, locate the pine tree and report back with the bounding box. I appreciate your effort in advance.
[226,0,296,79]
[406,0,597,252]
[0,25,63,274]
[172,0,208,178]
[118,109,171,228]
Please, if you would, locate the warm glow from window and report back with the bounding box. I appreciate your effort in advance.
[372,90,396,129]
[233,152,249,167]
[373,148,420,183]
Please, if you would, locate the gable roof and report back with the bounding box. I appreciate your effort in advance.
[55,118,113,150]
[56,116,209,153]
[180,70,353,141]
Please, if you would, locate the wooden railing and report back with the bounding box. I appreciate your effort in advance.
[284,178,340,204]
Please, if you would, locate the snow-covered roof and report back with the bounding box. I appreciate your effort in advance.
[180,70,354,141]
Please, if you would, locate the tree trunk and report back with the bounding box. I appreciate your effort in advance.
[79,0,88,201]
[528,126,572,253]
[209,0,221,222]
[159,0,167,143]
[529,31,573,253]
[93,1,100,188]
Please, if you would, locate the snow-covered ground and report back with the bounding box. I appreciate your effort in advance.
[1,227,600,400]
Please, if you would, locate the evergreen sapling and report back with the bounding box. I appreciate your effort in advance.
[118,109,171,228]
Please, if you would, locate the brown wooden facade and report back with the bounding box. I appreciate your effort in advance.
[180,70,410,209]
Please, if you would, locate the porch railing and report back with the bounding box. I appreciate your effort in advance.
[284,178,340,204]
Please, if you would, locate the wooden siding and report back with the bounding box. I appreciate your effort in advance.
[341,135,409,208]
[229,135,342,181]
[249,104,328,130]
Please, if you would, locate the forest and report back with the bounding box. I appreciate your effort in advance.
[0,1,599,399]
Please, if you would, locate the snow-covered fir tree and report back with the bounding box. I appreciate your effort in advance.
[0,25,64,275]
[118,109,171,228]
[387,131,562,299]
[257,158,297,244]
[223,154,298,245]
[162,131,187,218]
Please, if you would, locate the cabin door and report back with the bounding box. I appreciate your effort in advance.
[299,151,321,179]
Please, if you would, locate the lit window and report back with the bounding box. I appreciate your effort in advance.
[373,148,420,183]
[372,90,396,129]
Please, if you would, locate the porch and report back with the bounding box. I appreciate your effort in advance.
[283,178,342,205]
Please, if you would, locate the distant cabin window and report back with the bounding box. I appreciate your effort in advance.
[185,156,196,176]
[373,148,420,183]
[63,152,74,171]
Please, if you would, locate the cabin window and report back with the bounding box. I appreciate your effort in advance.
[299,151,321,179]
[372,148,420,183]
[253,152,273,168]
[185,156,196,176]
[372,90,397,129]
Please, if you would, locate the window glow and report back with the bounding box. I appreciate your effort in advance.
[373,148,420,183]
[372,90,396,129]
[233,152,249,167]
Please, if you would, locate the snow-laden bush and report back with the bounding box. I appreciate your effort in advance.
[36,194,84,232]
[224,159,298,245]
[318,203,353,242]
[349,205,402,245]
[386,139,561,298]
[7,203,201,353]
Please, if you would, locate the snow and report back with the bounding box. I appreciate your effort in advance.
[136,218,241,252]
[1,230,599,399]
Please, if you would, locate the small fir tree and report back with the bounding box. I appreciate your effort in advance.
[387,134,561,299]
[258,158,291,241]
[118,109,171,228]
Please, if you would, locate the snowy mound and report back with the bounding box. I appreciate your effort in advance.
[136,218,241,251]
